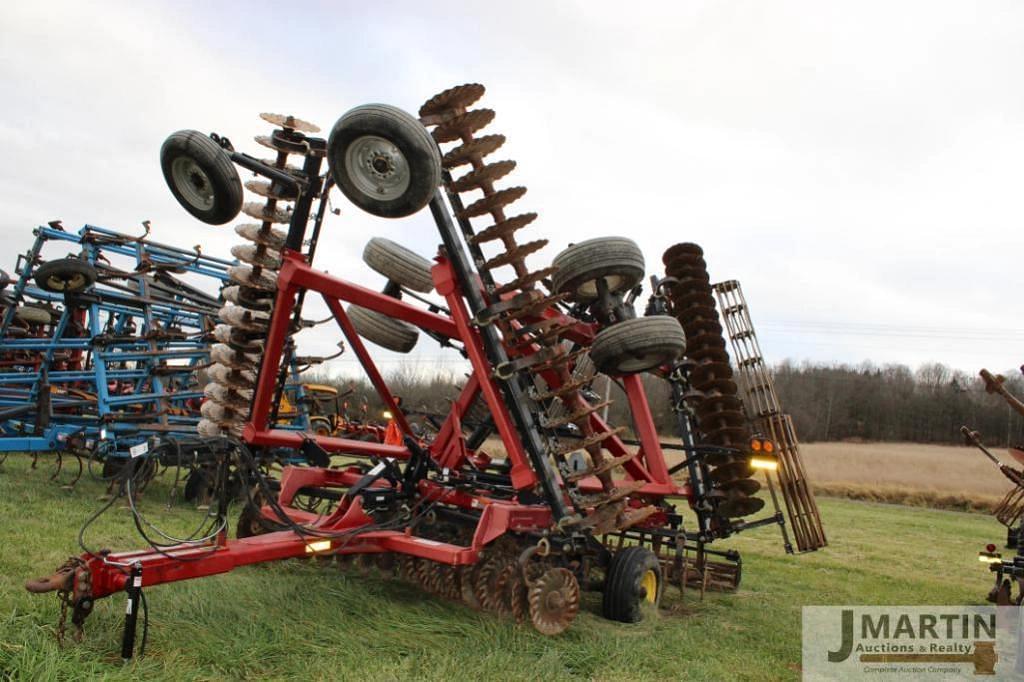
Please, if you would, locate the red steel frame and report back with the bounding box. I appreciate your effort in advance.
[76,247,691,599]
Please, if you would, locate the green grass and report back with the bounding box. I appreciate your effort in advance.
[0,455,998,681]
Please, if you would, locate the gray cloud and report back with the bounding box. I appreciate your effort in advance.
[1,0,1020,375]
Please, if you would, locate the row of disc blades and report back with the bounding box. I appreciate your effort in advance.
[419,83,652,533]
[662,243,763,519]
[335,544,580,635]
[197,114,318,438]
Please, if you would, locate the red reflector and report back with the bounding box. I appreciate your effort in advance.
[987,544,997,553]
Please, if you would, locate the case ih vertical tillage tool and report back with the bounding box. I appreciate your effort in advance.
[27,83,825,654]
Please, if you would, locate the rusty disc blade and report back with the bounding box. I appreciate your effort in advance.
[695,377,739,396]
[231,244,282,270]
[716,478,761,496]
[671,290,716,309]
[260,112,320,133]
[528,567,580,636]
[242,201,291,224]
[245,180,297,201]
[668,266,713,283]
[674,304,719,323]
[686,332,727,351]
[688,347,730,364]
[717,495,765,518]
[680,318,724,338]
[228,265,277,292]
[204,383,252,409]
[432,108,496,143]
[493,266,557,296]
[702,424,750,446]
[451,160,517,193]
[420,83,486,117]
[208,364,257,390]
[483,239,547,271]
[689,361,734,386]
[712,458,753,481]
[697,394,745,416]
[197,419,225,437]
[662,242,704,265]
[470,211,536,245]
[235,223,286,250]
[458,186,528,219]
[442,134,506,168]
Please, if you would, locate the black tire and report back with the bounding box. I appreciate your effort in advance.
[590,316,685,375]
[15,305,51,326]
[551,237,645,301]
[363,237,434,292]
[0,269,10,290]
[602,546,663,623]
[309,416,332,437]
[347,304,418,353]
[160,130,243,225]
[327,104,441,218]
[34,258,97,293]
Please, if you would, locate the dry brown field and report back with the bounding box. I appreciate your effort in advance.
[483,437,1017,512]
[801,441,1013,511]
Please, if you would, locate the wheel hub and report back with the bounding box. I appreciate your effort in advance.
[171,156,215,210]
[346,135,410,200]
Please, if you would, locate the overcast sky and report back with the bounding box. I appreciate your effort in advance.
[1,1,1021,377]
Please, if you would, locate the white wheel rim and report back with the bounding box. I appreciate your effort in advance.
[171,156,215,211]
[345,135,410,201]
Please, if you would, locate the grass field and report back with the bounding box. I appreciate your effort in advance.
[0,449,1004,681]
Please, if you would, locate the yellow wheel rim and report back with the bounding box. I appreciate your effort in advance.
[641,569,658,604]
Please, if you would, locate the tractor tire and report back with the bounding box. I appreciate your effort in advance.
[590,316,685,375]
[362,237,434,292]
[551,237,645,301]
[160,130,243,225]
[602,546,662,623]
[309,416,332,437]
[15,305,51,326]
[347,304,418,353]
[34,258,97,293]
[327,104,441,218]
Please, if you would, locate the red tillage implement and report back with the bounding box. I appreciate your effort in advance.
[27,84,820,655]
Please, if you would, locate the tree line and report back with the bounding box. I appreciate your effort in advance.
[305,360,1024,446]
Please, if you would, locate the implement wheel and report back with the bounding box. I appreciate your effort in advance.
[161,130,243,225]
[551,237,645,301]
[15,305,51,326]
[362,237,434,292]
[602,546,662,623]
[347,304,418,353]
[328,104,441,218]
[34,258,97,293]
[590,316,685,375]
[309,416,332,437]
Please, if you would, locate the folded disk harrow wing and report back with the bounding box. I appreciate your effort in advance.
[27,83,821,654]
